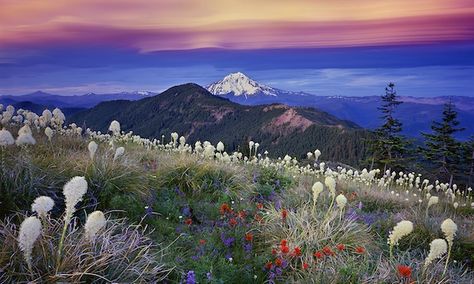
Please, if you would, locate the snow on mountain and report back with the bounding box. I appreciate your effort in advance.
[207,72,278,98]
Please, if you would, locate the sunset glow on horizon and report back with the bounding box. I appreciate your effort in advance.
[0,0,473,97]
[1,0,473,51]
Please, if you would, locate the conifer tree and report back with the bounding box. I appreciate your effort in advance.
[370,83,409,171]
[421,100,464,185]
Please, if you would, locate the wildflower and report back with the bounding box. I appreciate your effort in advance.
[245,233,253,242]
[84,211,106,241]
[63,176,88,224]
[185,218,193,225]
[88,141,98,160]
[216,141,224,152]
[388,220,413,257]
[271,248,277,255]
[0,128,14,146]
[237,210,247,219]
[113,146,125,161]
[441,218,457,274]
[31,196,55,218]
[336,194,347,209]
[220,203,231,215]
[355,246,366,254]
[281,245,290,254]
[427,196,439,209]
[275,257,283,267]
[441,218,457,248]
[256,203,264,210]
[265,261,273,270]
[44,127,53,141]
[397,265,412,279]
[323,246,334,256]
[199,239,206,245]
[314,149,321,158]
[311,182,324,205]
[186,270,196,284]
[293,246,302,256]
[302,262,309,270]
[16,125,36,146]
[336,244,345,251]
[18,216,42,271]
[281,209,288,219]
[313,251,324,259]
[228,218,237,227]
[108,120,121,135]
[280,239,288,247]
[424,239,447,269]
[324,176,336,197]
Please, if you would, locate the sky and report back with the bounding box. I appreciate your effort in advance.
[0,0,473,96]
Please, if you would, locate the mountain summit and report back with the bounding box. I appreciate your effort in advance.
[207,72,278,98]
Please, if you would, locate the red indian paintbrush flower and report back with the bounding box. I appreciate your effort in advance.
[336,244,345,251]
[281,209,288,219]
[185,218,192,225]
[220,203,231,215]
[245,232,253,242]
[275,257,283,267]
[397,265,412,278]
[302,262,309,270]
[293,246,302,256]
[355,246,366,254]
[228,218,237,227]
[313,251,324,259]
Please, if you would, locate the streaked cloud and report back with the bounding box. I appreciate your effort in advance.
[0,0,473,50]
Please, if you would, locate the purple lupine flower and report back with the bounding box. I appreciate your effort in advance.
[206,272,212,281]
[220,233,235,247]
[186,270,196,284]
[243,242,252,254]
[182,206,191,217]
[358,201,363,210]
[175,187,185,197]
[274,199,281,211]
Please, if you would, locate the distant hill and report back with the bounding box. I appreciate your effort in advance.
[5,101,85,117]
[71,83,370,166]
[0,90,155,109]
[207,72,474,140]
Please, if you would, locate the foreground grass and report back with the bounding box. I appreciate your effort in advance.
[0,126,473,283]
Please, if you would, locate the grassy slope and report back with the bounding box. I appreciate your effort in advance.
[1,127,473,283]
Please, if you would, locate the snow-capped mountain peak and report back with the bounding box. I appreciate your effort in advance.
[207,72,278,98]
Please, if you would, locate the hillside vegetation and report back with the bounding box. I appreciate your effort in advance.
[70,84,370,166]
[0,105,473,283]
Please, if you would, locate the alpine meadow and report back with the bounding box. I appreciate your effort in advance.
[1,1,474,283]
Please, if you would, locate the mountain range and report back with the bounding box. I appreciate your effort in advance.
[207,73,474,139]
[2,72,473,140]
[70,83,370,165]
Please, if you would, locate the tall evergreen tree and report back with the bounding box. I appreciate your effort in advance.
[462,135,474,187]
[420,100,465,185]
[369,83,409,171]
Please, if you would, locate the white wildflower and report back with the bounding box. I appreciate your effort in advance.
[216,141,225,152]
[44,127,53,141]
[312,182,324,204]
[84,211,106,241]
[108,120,121,135]
[336,194,347,209]
[388,220,413,257]
[427,196,439,208]
[0,128,14,146]
[325,176,336,197]
[424,239,447,268]
[441,218,457,247]
[31,196,55,218]
[63,176,88,224]
[18,216,42,270]
[88,141,98,160]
